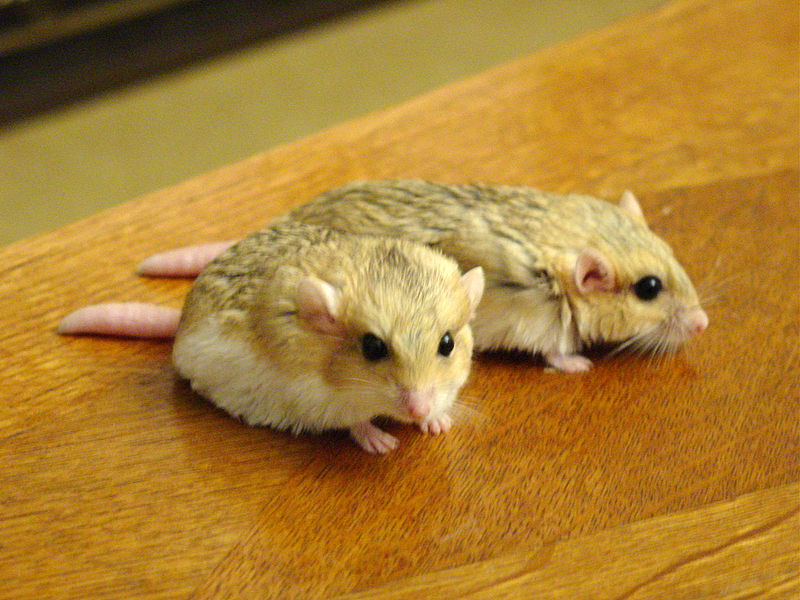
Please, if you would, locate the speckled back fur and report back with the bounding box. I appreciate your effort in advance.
[274,179,702,358]
[173,219,478,434]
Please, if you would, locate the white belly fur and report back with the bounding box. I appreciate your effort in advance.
[472,286,575,355]
[172,320,370,434]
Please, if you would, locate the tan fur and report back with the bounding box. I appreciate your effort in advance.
[274,180,706,370]
[173,221,481,447]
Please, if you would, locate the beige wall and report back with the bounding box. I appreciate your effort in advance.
[0,0,663,245]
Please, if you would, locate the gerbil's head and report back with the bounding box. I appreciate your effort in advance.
[296,239,484,425]
[564,191,708,354]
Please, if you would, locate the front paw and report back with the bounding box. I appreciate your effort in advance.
[349,421,399,454]
[418,413,452,436]
[545,352,593,373]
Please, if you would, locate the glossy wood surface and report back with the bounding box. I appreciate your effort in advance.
[1,0,797,597]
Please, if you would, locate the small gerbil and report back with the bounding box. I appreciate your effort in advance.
[60,221,484,454]
[139,180,708,372]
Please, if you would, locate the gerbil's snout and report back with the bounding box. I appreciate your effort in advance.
[400,387,433,420]
[684,307,709,336]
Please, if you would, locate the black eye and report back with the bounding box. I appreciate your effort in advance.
[633,276,663,301]
[361,333,388,361]
[438,332,454,357]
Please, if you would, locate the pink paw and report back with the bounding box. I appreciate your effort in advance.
[545,352,593,373]
[349,422,399,454]
[418,413,452,436]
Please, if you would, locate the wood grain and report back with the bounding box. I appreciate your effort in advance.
[331,483,800,600]
[0,0,797,598]
[189,171,800,600]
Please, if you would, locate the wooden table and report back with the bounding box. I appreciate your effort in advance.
[1,0,797,597]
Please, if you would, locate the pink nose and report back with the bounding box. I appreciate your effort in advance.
[687,308,709,335]
[400,388,432,420]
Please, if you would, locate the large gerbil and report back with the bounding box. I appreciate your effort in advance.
[61,221,484,454]
[140,180,708,372]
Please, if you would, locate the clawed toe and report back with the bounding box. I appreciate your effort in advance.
[349,422,399,454]
[419,413,452,436]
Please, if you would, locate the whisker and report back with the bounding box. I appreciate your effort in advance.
[660,335,673,359]
[680,338,698,363]
[697,293,722,307]
[609,324,661,356]
[334,380,488,426]
[695,271,749,295]
[616,315,692,364]
[608,338,638,356]
[454,396,486,416]
[705,252,725,279]
[694,253,748,292]
[449,398,489,426]
[649,338,665,362]
[645,330,674,366]
[614,333,644,355]
[696,286,733,302]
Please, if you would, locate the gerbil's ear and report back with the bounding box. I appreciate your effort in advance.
[619,190,648,226]
[574,248,617,295]
[296,276,345,336]
[460,266,485,318]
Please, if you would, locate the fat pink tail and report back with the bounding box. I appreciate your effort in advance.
[137,240,238,277]
[58,302,181,338]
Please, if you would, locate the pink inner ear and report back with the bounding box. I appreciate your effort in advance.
[296,277,346,336]
[575,249,617,294]
[460,266,485,316]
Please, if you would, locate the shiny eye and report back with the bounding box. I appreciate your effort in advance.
[438,332,454,357]
[361,333,388,361]
[633,275,663,301]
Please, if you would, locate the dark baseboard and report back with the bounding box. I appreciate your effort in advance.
[0,0,391,127]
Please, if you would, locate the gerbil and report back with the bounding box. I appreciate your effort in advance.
[139,180,708,372]
[61,221,485,454]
